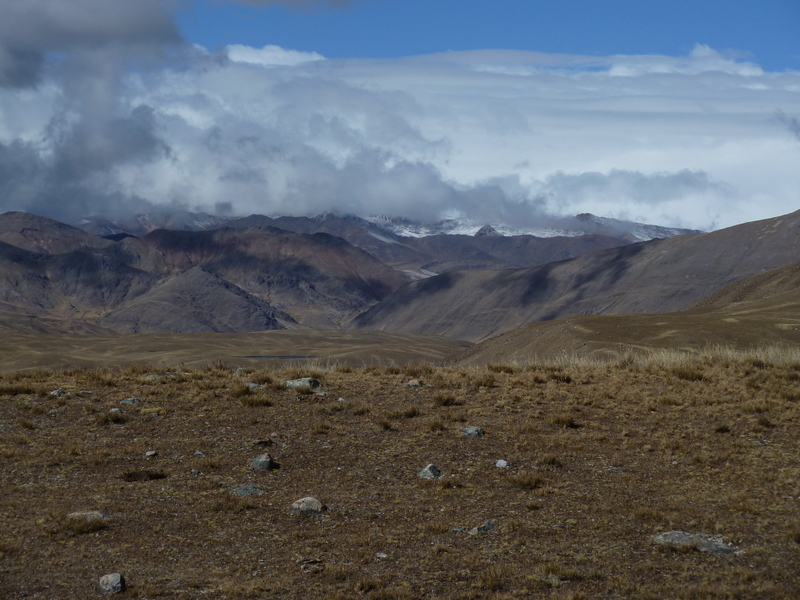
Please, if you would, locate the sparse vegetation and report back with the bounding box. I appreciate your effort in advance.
[1,352,799,598]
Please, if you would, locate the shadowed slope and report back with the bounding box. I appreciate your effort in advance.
[351,210,800,341]
[454,261,800,365]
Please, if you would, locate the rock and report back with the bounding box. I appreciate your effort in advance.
[193,450,205,457]
[250,453,280,470]
[107,408,123,418]
[461,425,485,438]
[191,469,202,477]
[284,377,321,389]
[67,511,107,524]
[235,367,245,377]
[469,520,497,535]
[99,573,126,594]
[144,450,157,459]
[48,409,59,416]
[144,374,162,381]
[50,388,66,398]
[291,496,326,515]
[653,531,740,555]
[247,382,261,389]
[475,224,502,237]
[495,459,509,469]
[375,552,389,559]
[406,379,424,388]
[121,397,140,405]
[231,485,266,497]
[419,464,442,480]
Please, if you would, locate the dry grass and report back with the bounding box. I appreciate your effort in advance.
[1,352,799,598]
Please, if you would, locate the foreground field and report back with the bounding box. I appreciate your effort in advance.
[1,350,799,598]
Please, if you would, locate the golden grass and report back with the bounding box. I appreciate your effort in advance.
[0,350,799,598]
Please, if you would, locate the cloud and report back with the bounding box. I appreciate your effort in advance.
[228,0,355,7]
[776,110,800,142]
[0,3,798,233]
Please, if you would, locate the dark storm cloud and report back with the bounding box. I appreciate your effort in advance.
[0,0,182,88]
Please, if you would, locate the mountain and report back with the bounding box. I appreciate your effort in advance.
[0,214,409,333]
[350,210,800,341]
[225,213,637,276]
[453,260,800,365]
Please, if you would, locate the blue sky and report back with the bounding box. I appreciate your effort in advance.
[179,0,800,72]
[0,0,798,231]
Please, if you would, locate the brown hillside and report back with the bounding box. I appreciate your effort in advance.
[454,262,800,366]
[351,210,800,341]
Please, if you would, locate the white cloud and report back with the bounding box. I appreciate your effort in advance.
[226,44,325,67]
[0,34,798,231]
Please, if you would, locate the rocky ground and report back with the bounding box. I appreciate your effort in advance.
[1,352,799,598]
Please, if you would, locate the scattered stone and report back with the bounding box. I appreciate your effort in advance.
[284,377,321,389]
[50,388,66,398]
[250,453,280,470]
[247,382,262,390]
[469,520,497,535]
[121,397,140,405]
[231,485,266,497]
[602,466,623,474]
[107,408,123,419]
[190,469,202,477]
[193,450,205,458]
[247,438,275,448]
[296,556,324,573]
[495,459,509,469]
[144,374,163,381]
[48,409,59,416]
[144,450,157,459]
[461,425,485,438]
[419,464,442,480]
[67,511,107,524]
[653,531,740,555]
[406,379,424,388]
[291,496,326,515]
[451,526,466,533]
[99,573,126,594]
[375,552,389,559]
[337,397,346,402]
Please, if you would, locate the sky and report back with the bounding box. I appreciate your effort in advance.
[0,1,799,232]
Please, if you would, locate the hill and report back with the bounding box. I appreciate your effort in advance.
[351,210,800,341]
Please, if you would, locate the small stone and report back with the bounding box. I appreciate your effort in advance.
[291,496,326,515]
[144,374,162,381]
[144,450,157,459]
[653,531,739,555]
[461,425,485,438]
[50,388,66,397]
[235,367,245,377]
[284,377,321,389]
[190,469,202,477]
[48,409,59,416]
[247,382,261,389]
[451,526,466,533]
[419,464,442,480]
[99,573,126,594]
[406,379,424,388]
[250,453,280,470]
[338,397,346,402]
[469,520,497,535]
[231,485,266,497]
[375,552,388,559]
[495,459,509,469]
[108,408,123,418]
[193,450,205,457]
[121,397,140,405]
[67,510,107,524]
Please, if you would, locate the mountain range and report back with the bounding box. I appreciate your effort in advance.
[0,209,797,354]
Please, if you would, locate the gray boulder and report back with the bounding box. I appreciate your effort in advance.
[461,425,485,437]
[99,573,126,594]
[419,464,442,480]
[231,485,266,497]
[291,497,326,515]
[653,531,740,555]
[250,453,280,470]
[284,377,321,389]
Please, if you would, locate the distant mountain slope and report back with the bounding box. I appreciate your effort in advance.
[351,210,800,341]
[227,213,634,275]
[0,213,410,333]
[99,267,294,334]
[0,211,112,254]
[453,261,800,365]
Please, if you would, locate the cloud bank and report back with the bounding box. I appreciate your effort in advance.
[0,0,798,231]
